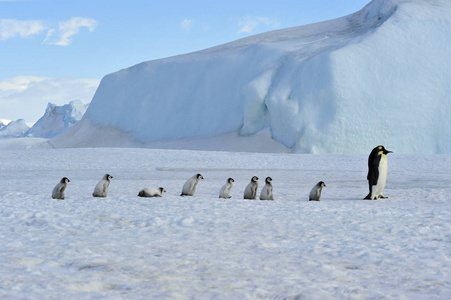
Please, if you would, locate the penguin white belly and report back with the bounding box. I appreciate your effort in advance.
[244,184,257,199]
[309,188,320,201]
[219,184,232,198]
[181,180,196,196]
[52,183,65,199]
[373,154,388,198]
[260,185,273,200]
[93,181,108,197]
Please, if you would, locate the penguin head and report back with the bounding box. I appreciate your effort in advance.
[265,177,272,183]
[105,174,113,181]
[377,145,393,155]
[251,176,259,182]
[61,177,70,183]
[196,173,204,180]
[228,178,234,183]
[318,181,326,188]
[159,187,166,194]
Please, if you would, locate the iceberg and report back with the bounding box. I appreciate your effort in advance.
[27,100,88,138]
[51,0,451,153]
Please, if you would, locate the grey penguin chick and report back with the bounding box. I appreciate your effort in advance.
[181,173,203,196]
[52,177,70,200]
[219,178,234,199]
[92,174,113,197]
[138,187,166,197]
[309,181,326,201]
[364,145,392,200]
[260,177,274,200]
[243,176,259,199]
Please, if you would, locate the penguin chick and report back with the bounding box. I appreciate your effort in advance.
[260,177,274,200]
[52,177,70,200]
[181,173,203,196]
[138,187,166,197]
[364,145,392,200]
[243,176,259,199]
[309,181,326,201]
[219,178,234,199]
[92,174,113,198]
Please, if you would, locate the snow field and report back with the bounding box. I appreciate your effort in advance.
[0,148,450,299]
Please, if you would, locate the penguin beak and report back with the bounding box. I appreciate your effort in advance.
[386,150,393,154]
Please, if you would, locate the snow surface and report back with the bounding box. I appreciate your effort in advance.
[51,0,451,154]
[1,148,450,299]
[0,137,50,150]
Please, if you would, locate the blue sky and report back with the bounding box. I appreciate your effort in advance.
[0,0,370,121]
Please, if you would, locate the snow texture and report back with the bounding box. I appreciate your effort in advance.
[51,0,451,154]
[0,148,450,299]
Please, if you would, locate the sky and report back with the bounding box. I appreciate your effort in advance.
[0,0,370,122]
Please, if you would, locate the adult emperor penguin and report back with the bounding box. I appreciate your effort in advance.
[92,174,113,198]
[260,177,274,200]
[180,173,204,196]
[52,177,70,200]
[138,187,166,197]
[364,145,393,200]
[219,178,234,199]
[309,181,326,201]
[243,176,259,199]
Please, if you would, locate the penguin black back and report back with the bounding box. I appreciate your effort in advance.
[367,146,383,186]
[367,145,392,185]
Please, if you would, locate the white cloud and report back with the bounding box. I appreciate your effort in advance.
[0,19,47,40]
[43,17,97,46]
[237,16,280,34]
[1,17,97,46]
[0,76,100,122]
[181,19,193,31]
[0,76,49,91]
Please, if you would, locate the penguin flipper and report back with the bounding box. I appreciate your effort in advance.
[367,154,382,185]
